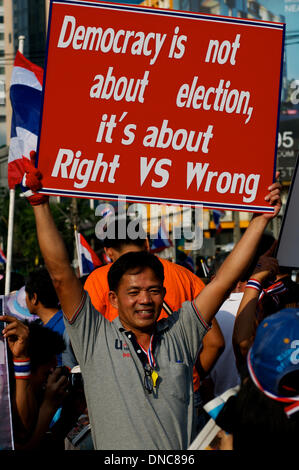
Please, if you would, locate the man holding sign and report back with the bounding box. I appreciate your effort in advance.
[20,157,281,450]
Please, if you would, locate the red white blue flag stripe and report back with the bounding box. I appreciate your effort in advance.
[13,359,31,379]
[76,232,102,276]
[247,348,299,418]
[138,334,156,368]
[259,280,288,304]
[8,51,43,189]
[0,248,6,264]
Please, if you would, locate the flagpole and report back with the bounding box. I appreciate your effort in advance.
[5,36,26,295]
[5,189,15,295]
[74,226,83,277]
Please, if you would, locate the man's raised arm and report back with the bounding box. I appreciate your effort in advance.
[20,152,84,319]
[194,178,282,325]
[32,201,84,320]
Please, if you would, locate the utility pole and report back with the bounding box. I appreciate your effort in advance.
[70,197,79,269]
[233,210,241,245]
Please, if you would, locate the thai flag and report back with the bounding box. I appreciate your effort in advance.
[0,248,6,264]
[150,218,173,253]
[76,232,102,276]
[8,51,43,189]
[259,280,288,305]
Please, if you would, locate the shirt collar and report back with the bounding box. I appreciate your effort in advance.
[45,309,63,328]
[114,316,169,335]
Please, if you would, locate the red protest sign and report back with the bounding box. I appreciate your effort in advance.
[37,0,284,212]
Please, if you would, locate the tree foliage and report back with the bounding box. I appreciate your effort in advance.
[0,188,100,277]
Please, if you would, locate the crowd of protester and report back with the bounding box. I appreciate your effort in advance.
[0,162,299,452]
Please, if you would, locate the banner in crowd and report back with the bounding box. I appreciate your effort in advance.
[276,154,299,268]
[0,297,14,450]
[37,0,284,212]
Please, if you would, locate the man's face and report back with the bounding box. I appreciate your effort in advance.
[109,267,165,336]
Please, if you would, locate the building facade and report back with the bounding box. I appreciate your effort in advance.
[0,0,48,188]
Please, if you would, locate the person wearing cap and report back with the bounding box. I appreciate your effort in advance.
[18,155,282,449]
[215,308,299,451]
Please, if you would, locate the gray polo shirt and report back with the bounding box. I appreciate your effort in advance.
[64,292,209,450]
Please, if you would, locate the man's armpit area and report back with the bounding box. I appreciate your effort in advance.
[191,301,211,331]
[64,291,87,325]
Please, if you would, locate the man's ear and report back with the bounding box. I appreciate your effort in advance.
[104,247,119,263]
[108,290,118,309]
[32,292,38,306]
[144,238,150,252]
[162,286,166,300]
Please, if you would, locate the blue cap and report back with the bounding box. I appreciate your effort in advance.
[247,308,299,402]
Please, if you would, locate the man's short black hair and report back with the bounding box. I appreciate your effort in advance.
[102,217,148,251]
[25,267,59,309]
[107,251,164,292]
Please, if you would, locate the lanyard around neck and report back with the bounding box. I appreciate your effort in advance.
[138,334,156,368]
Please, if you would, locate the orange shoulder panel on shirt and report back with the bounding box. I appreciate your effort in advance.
[158,258,205,318]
